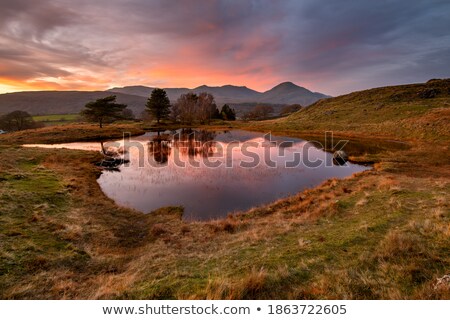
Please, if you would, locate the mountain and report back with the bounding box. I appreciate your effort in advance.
[0,82,330,116]
[257,82,330,105]
[107,84,261,104]
[106,85,156,97]
[108,82,328,106]
[258,78,450,141]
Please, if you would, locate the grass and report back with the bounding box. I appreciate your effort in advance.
[33,114,81,126]
[240,79,450,142]
[0,122,145,145]
[0,80,449,299]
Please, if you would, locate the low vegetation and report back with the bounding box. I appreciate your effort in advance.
[0,111,43,132]
[0,79,449,299]
[32,114,80,127]
[242,105,274,121]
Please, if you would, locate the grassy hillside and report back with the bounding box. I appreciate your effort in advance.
[245,79,450,141]
[0,80,449,299]
[0,83,329,118]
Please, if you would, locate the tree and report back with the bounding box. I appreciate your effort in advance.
[197,92,219,124]
[176,93,198,126]
[146,88,171,124]
[121,109,135,120]
[220,104,236,120]
[242,105,273,121]
[173,92,220,125]
[80,95,127,128]
[279,104,302,116]
[169,102,181,123]
[0,110,42,131]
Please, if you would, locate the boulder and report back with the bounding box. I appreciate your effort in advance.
[333,150,348,165]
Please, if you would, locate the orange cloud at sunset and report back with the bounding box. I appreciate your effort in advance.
[1,0,449,95]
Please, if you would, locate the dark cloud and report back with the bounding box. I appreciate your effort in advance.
[0,0,449,94]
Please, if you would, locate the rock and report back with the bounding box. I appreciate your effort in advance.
[95,157,129,169]
[418,88,440,99]
[333,150,348,165]
[434,274,450,290]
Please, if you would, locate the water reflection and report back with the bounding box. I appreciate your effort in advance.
[98,130,369,220]
[148,132,171,164]
[23,130,373,220]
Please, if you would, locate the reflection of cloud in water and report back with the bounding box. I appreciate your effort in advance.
[24,130,369,220]
[97,130,369,220]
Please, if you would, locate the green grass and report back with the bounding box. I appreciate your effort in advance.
[33,114,80,126]
[0,149,85,294]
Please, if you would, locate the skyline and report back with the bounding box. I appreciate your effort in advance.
[1,0,450,96]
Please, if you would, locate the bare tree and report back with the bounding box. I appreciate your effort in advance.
[242,105,274,121]
[169,103,180,122]
[176,93,198,126]
[196,92,218,124]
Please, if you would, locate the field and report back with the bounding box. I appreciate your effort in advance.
[0,80,449,299]
[32,114,81,126]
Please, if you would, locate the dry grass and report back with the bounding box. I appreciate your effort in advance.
[0,80,449,299]
[0,142,448,299]
[240,78,450,142]
[0,122,145,145]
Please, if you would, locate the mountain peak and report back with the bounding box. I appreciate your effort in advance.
[271,82,303,90]
[279,81,297,86]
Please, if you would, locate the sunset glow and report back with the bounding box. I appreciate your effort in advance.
[1,0,449,95]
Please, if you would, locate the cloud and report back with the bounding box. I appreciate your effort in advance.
[0,0,449,95]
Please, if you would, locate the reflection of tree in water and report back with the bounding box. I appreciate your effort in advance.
[172,129,217,158]
[98,142,128,170]
[148,131,171,164]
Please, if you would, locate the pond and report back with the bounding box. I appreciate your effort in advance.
[25,129,370,220]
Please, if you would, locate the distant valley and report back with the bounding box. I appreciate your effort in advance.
[0,82,330,116]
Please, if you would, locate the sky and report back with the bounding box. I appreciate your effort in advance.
[1,0,449,96]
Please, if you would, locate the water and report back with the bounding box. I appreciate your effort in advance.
[25,130,370,220]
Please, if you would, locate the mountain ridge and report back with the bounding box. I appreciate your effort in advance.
[0,82,330,116]
[107,82,330,106]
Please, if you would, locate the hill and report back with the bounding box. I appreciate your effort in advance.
[257,82,330,105]
[0,82,329,116]
[108,82,328,106]
[246,79,450,141]
[0,91,147,117]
